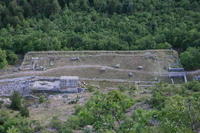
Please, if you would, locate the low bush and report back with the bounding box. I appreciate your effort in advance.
[50,116,73,133]
[6,50,18,65]
[39,96,47,104]
[65,90,134,131]
[184,81,200,92]
[10,91,22,110]
[0,110,40,133]
[20,106,29,117]
[0,100,4,108]
[0,49,7,69]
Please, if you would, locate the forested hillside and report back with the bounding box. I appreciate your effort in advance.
[1,82,200,133]
[0,0,200,69]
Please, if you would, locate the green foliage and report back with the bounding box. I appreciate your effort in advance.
[148,82,200,133]
[0,49,7,68]
[50,116,73,133]
[7,126,20,133]
[2,83,200,133]
[10,91,30,117]
[119,109,158,133]
[158,95,197,133]
[0,100,3,108]
[0,110,40,133]
[106,82,200,133]
[59,83,199,132]
[10,91,22,110]
[6,50,18,65]
[64,90,134,131]
[180,47,200,70]
[86,84,99,92]
[20,106,29,117]
[184,81,200,92]
[39,96,47,104]
[0,0,199,70]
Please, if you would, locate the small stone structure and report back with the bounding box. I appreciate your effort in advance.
[0,76,83,97]
[60,76,79,89]
[194,75,200,81]
[168,67,187,83]
[70,57,80,61]
[0,81,31,97]
[31,57,39,70]
[168,67,184,72]
[32,76,82,93]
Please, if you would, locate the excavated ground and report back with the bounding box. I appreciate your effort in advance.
[1,50,179,82]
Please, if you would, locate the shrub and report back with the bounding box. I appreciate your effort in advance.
[0,110,40,133]
[180,47,200,70]
[20,106,29,117]
[0,49,8,69]
[184,81,200,92]
[0,100,4,108]
[150,91,165,109]
[10,91,22,110]
[39,96,47,104]
[6,51,18,65]
[86,85,99,92]
[50,116,63,130]
[50,116,73,133]
[68,90,134,131]
[65,116,80,129]
[7,126,19,133]
[158,95,195,133]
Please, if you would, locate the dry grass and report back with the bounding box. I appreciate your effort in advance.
[22,50,177,74]
[28,92,92,126]
[18,50,179,82]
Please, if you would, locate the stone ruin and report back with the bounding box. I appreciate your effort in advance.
[194,75,200,81]
[0,76,85,97]
[33,76,84,93]
[0,81,31,97]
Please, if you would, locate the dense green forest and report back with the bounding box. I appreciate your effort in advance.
[0,0,200,69]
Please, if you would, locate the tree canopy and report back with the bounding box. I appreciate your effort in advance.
[0,0,199,69]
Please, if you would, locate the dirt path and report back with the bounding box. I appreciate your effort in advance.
[0,65,168,79]
[186,69,200,75]
[1,64,198,80]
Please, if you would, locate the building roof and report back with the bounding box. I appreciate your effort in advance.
[60,76,79,80]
